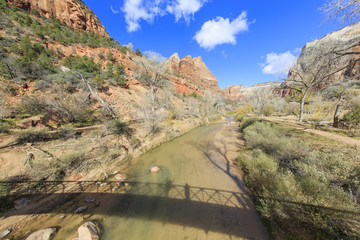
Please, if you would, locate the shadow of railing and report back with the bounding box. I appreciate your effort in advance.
[2,180,358,238]
[0,180,264,239]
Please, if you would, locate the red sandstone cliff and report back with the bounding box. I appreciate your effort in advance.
[6,0,108,37]
[165,53,222,95]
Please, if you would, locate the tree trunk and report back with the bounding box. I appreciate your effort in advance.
[299,87,311,122]
[333,95,343,128]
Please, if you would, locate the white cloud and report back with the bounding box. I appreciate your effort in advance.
[261,51,298,76]
[167,0,207,23]
[122,0,164,32]
[121,0,206,32]
[111,5,119,14]
[193,12,251,50]
[144,50,167,63]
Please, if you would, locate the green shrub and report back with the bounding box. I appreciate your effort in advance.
[238,121,360,239]
[15,128,49,143]
[239,117,258,131]
[60,152,84,167]
[243,121,307,163]
[106,120,133,137]
[61,55,100,74]
[343,105,360,125]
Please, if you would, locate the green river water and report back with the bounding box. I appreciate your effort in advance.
[48,121,269,239]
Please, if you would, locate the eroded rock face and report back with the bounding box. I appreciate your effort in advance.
[165,53,221,95]
[284,21,360,90]
[6,0,108,37]
[223,85,246,101]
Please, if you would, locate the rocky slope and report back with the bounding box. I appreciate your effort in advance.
[223,82,281,101]
[6,0,108,37]
[285,21,360,87]
[165,53,222,95]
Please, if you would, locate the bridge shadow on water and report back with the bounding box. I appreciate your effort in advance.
[0,180,266,239]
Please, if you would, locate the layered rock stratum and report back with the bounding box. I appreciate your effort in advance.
[6,0,108,37]
[165,53,222,95]
[285,21,360,87]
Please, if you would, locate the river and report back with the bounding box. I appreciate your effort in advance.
[25,120,269,239]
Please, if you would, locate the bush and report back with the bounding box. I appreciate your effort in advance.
[106,120,133,138]
[0,120,14,134]
[238,121,360,239]
[238,117,258,131]
[343,105,360,125]
[15,128,49,143]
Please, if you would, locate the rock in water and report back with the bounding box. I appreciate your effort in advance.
[14,198,29,210]
[84,197,96,203]
[114,173,127,181]
[150,166,161,173]
[74,206,88,214]
[26,228,57,240]
[0,229,11,238]
[77,222,100,240]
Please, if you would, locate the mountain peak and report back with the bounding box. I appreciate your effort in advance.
[6,0,109,37]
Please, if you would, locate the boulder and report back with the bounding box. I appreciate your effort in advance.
[77,222,100,240]
[150,166,161,173]
[114,173,127,181]
[0,229,11,239]
[26,228,57,240]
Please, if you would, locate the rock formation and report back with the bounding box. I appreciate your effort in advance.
[6,0,108,37]
[223,82,281,101]
[223,85,246,101]
[284,21,360,89]
[165,53,222,95]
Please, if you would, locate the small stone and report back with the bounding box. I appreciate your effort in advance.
[14,198,29,210]
[99,183,107,187]
[113,170,119,175]
[0,229,11,238]
[26,228,57,240]
[114,174,127,181]
[124,183,130,187]
[69,174,82,181]
[150,166,161,173]
[112,186,118,192]
[84,197,96,203]
[74,206,88,214]
[60,215,65,219]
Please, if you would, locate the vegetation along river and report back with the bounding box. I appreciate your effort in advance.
[33,120,270,239]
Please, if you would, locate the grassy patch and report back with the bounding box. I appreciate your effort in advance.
[237,118,360,239]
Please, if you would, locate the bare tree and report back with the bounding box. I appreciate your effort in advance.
[322,79,360,127]
[134,57,169,135]
[247,86,276,118]
[73,71,117,119]
[285,44,360,121]
[321,0,360,23]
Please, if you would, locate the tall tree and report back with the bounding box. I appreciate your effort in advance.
[134,56,169,135]
[285,43,360,121]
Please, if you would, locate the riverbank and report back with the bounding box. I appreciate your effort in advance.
[1,118,270,240]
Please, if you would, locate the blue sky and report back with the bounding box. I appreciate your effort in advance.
[82,0,348,89]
